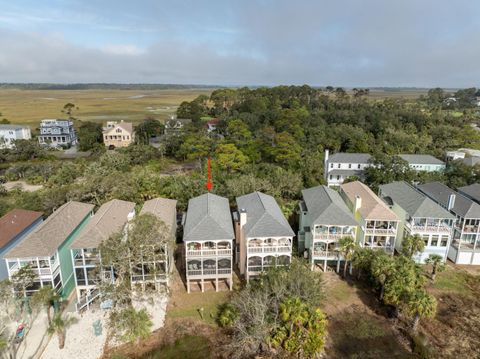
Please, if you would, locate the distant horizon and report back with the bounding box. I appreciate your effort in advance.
[0,83,468,91]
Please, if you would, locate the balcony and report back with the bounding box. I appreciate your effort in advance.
[186,248,232,257]
[409,224,452,233]
[312,250,339,258]
[187,268,232,277]
[313,233,349,241]
[365,228,396,235]
[247,245,291,254]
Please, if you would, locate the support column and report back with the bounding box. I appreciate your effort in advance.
[336,258,341,273]
[323,260,327,272]
[201,279,204,292]
[215,278,219,292]
[187,279,190,294]
[229,277,233,291]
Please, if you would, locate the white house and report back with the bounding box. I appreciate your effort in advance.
[418,182,480,265]
[0,125,31,149]
[324,150,372,187]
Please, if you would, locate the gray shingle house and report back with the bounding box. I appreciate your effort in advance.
[379,181,454,263]
[458,183,480,204]
[70,199,135,311]
[183,193,234,293]
[418,182,480,265]
[235,192,294,281]
[298,186,358,271]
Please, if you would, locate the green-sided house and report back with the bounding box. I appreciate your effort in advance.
[3,201,94,298]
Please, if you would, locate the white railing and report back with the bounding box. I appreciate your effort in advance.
[186,249,232,257]
[313,233,350,240]
[365,228,396,235]
[312,250,338,258]
[187,268,232,276]
[409,224,452,233]
[76,288,100,312]
[247,246,291,254]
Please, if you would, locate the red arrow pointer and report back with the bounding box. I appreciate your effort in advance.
[206,157,212,191]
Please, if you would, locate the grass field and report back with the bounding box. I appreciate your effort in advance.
[0,89,213,127]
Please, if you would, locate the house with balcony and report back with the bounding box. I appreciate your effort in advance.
[38,119,77,147]
[235,192,295,282]
[340,181,399,253]
[164,116,192,136]
[418,182,480,265]
[379,181,455,263]
[133,198,177,290]
[183,193,234,293]
[324,150,372,187]
[0,209,43,281]
[4,201,93,297]
[298,185,358,272]
[0,125,31,149]
[398,154,446,172]
[70,199,135,311]
[102,121,135,148]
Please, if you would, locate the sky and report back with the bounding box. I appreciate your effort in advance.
[0,0,479,87]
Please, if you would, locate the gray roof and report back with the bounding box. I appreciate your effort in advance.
[458,183,480,204]
[70,199,135,249]
[328,153,371,164]
[379,181,454,219]
[140,197,177,231]
[236,192,294,238]
[417,182,480,219]
[398,154,445,165]
[183,193,234,242]
[301,186,358,226]
[0,124,30,130]
[5,201,94,258]
[462,157,480,167]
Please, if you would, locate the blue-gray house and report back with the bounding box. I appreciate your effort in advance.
[0,209,43,281]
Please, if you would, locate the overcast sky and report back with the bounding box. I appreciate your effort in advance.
[0,0,479,87]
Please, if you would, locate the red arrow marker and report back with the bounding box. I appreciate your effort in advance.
[206,158,213,191]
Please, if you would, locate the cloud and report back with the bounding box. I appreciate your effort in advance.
[0,0,479,86]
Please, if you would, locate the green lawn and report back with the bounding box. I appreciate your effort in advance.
[167,290,230,326]
[433,267,471,296]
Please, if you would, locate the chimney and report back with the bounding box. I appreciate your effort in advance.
[448,194,456,210]
[324,149,330,180]
[354,195,362,212]
[239,209,247,227]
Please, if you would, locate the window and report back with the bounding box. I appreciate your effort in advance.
[348,164,352,168]
[75,268,86,286]
[329,175,333,180]
[422,235,429,246]
[431,235,439,247]
[357,164,361,169]
[440,236,448,247]
[337,164,341,168]
[116,128,122,133]
[337,175,340,180]
[330,163,333,168]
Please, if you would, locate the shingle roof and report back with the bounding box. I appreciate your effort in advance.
[0,125,30,130]
[398,154,445,165]
[140,198,177,231]
[341,181,399,221]
[301,186,357,226]
[103,121,134,135]
[458,183,480,205]
[0,209,43,250]
[417,182,480,219]
[379,181,454,219]
[4,201,94,258]
[183,193,234,242]
[70,199,135,249]
[328,153,371,164]
[236,192,294,238]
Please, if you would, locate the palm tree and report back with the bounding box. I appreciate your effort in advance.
[425,254,445,282]
[31,286,60,324]
[48,313,78,349]
[110,307,152,343]
[338,236,356,278]
[371,253,395,301]
[405,290,437,332]
[279,297,308,338]
[402,234,425,259]
[352,248,374,280]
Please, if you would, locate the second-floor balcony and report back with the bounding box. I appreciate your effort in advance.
[247,237,292,254]
[408,218,453,234]
[186,241,232,257]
